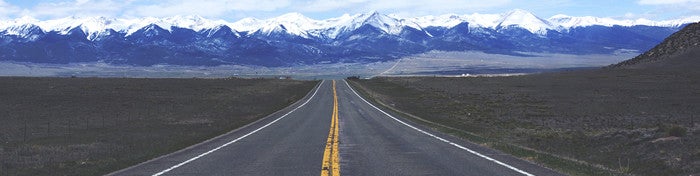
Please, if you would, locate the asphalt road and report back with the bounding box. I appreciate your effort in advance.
[110,80,563,176]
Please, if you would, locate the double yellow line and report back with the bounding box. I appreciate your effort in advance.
[321,80,340,176]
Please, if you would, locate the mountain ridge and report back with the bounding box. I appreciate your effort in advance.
[3,10,698,41]
[1,10,698,67]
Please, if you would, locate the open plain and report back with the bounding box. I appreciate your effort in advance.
[0,77,316,175]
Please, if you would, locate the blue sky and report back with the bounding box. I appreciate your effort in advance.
[1,0,699,21]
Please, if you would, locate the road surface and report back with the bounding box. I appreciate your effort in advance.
[111,80,563,176]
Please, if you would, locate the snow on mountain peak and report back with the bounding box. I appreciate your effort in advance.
[124,15,225,36]
[37,16,125,40]
[408,10,554,35]
[548,15,700,28]
[261,12,322,37]
[360,11,404,34]
[230,13,325,38]
[462,13,501,28]
[0,16,41,37]
[0,15,228,40]
[229,17,263,32]
[410,14,466,28]
[654,16,700,27]
[2,10,698,40]
[2,23,43,40]
[202,24,239,38]
[496,9,555,35]
[161,15,223,31]
[548,15,620,28]
[325,11,425,38]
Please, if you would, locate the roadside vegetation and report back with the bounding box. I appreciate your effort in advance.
[349,68,699,175]
[0,77,317,175]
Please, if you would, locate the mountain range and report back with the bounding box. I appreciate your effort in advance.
[1,9,698,67]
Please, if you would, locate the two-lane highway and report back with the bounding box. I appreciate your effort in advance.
[111,80,563,176]
[337,80,561,175]
[112,80,333,175]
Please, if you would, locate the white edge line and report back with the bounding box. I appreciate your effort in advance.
[152,80,325,176]
[342,80,535,176]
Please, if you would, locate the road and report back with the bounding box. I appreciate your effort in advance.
[111,80,563,176]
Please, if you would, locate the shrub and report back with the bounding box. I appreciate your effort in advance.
[667,125,687,137]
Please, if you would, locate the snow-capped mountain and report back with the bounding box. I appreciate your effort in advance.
[331,11,426,37]
[233,12,323,38]
[1,10,698,66]
[495,9,556,35]
[408,9,699,35]
[229,12,428,39]
[548,14,700,29]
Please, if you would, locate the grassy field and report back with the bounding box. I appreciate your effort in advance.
[0,77,317,175]
[349,68,699,175]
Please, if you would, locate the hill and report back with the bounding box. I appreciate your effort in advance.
[613,22,700,69]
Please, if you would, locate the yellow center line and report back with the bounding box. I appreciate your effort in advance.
[321,80,340,176]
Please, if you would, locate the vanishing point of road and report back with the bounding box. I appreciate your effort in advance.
[110,80,563,176]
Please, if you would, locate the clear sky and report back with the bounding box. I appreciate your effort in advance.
[1,0,699,21]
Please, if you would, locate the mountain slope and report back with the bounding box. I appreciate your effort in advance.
[613,22,700,68]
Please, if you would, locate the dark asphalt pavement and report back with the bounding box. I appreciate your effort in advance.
[110,80,563,176]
